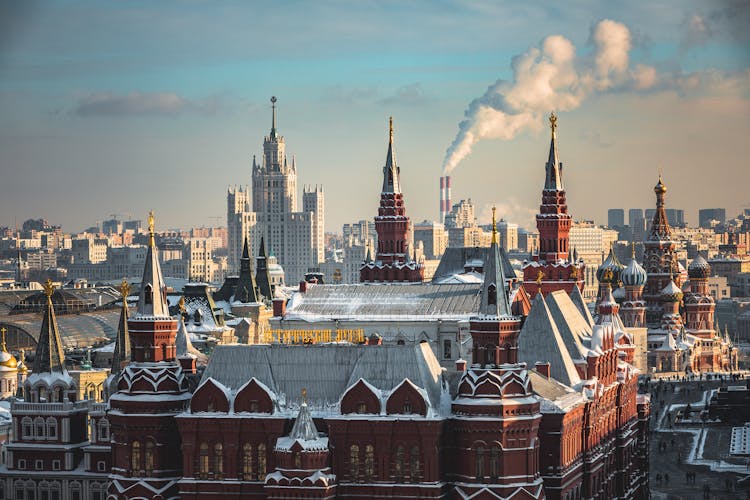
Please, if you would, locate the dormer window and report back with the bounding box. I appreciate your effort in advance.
[357,402,367,414]
[487,284,497,306]
[403,400,412,414]
[144,284,153,305]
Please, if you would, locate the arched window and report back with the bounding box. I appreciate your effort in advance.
[488,283,497,306]
[214,443,223,479]
[403,400,412,414]
[145,284,153,305]
[394,444,405,481]
[46,417,58,440]
[489,447,500,478]
[98,419,110,442]
[364,444,375,480]
[24,481,35,500]
[145,441,154,475]
[294,451,302,468]
[35,417,46,440]
[21,417,33,439]
[349,444,360,480]
[242,443,253,480]
[257,443,267,479]
[410,446,420,481]
[131,441,141,475]
[199,442,209,479]
[475,446,485,480]
[69,481,82,500]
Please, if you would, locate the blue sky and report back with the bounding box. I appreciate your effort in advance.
[1,0,748,232]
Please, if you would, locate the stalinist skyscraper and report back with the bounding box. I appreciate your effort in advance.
[228,97,325,286]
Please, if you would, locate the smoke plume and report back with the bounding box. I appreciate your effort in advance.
[442,19,639,174]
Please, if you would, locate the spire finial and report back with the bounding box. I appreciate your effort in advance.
[631,242,636,258]
[43,279,54,300]
[301,387,307,404]
[271,96,277,136]
[536,270,544,290]
[0,327,7,352]
[148,210,155,247]
[491,206,498,245]
[119,278,130,299]
[389,116,393,143]
[549,112,558,139]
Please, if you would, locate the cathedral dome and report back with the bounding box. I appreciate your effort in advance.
[596,248,624,283]
[660,280,683,302]
[688,254,711,279]
[621,257,647,287]
[0,351,17,371]
[654,176,667,195]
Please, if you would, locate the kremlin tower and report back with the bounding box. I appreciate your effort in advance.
[523,112,584,298]
[108,212,192,499]
[360,118,424,283]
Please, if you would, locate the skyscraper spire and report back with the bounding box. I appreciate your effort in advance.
[32,279,67,375]
[270,96,278,138]
[236,236,259,303]
[256,236,273,300]
[382,116,401,194]
[136,211,169,317]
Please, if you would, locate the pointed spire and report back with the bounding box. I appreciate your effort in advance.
[32,279,67,375]
[289,388,319,441]
[236,237,259,303]
[365,246,372,263]
[270,96,278,138]
[382,116,401,194]
[479,234,511,317]
[544,112,563,191]
[136,211,170,317]
[255,236,273,300]
[175,315,198,358]
[649,172,672,241]
[111,279,131,373]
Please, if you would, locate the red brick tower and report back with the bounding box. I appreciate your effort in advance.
[643,175,679,327]
[523,113,584,298]
[108,212,191,499]
[360,118,424,283]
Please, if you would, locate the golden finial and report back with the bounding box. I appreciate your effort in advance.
[631,242,636,258]
[119,278,130,299]
[491,206,498,245]
[178,296,186,313]
[147,211,155,247]
[0,327,6,352]
[43,279,55,299]
[301,387,307,404]
[602,268,614,283]
[570,267,578,279]
[536,270,544,287]
[549,112,558,138]
[389,116,393,143]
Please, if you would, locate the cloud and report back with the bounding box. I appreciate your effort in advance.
[72,91,224,117]
[378,83,434,106]
[321,85,379,104]
[480,200,536,230]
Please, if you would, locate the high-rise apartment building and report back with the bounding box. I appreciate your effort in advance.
[227,98,325,284]
[608,208,625,228]
[699,208,726,228]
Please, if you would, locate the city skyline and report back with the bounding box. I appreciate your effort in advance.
[1,1,748,233]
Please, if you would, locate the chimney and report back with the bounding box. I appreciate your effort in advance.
[366,334,382,346]
[272,297,286,317]
[535,361,550,378]
[179,355,197,374]
[299,280,307,293]
[445,175,452,218]
[455,358,467,372]
[439,176,446,223]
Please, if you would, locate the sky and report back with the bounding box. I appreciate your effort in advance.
[0,0,748,233]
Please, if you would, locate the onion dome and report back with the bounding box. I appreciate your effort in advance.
[17,350,28,374]
[660,280,683,302]
[654,175,667,195]
[621,257,647,287]
[597,247,624,283]
[0,328,17,371]
[688,254,711,279]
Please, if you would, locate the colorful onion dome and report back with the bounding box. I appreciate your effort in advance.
[596,247,624,283]
[621,257,647,287]
[660,280,683,302]
[688,254,711,279]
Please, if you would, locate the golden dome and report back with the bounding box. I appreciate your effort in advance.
[654,174,667,195]
[0,327,16,370]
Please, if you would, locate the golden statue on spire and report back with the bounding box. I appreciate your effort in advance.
[536,270,544,287]
[491,206,498,245]
[549,112,558,138]
[148,210,156,247]
[389,116,393,143]
[119,278,130,299]
[301,387,308,404]
[43,278,55,298]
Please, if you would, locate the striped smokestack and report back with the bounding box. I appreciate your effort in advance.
[439,176,446,223]
[445,175,452,219]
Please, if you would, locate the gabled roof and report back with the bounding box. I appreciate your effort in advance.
[432,246,516,284]
[568,285,594,326]
[544,291,590,361]
[518,293,581,387]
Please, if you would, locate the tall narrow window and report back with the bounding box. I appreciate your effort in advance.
[131,441,141,476]
[403,400,412,414]
[489,447,500,478]
[199,442,209,479]
[214,443,223,479]
[394,445,404,481]
[443,339,452,359]
[257,444,267,479]
[35,417,46,439]
[144,284,153,305]
[487,283,497,306]
[242,443,253,480]
[46,418,57,440]
[145,441,154,475]
[475,446,485,480]
[364,444,375,480]
[349,444,360,480]
[294,452,302,468]
[410,446,420,481]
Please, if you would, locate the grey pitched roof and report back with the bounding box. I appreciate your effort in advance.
[284,283,481,320]
[236,237,259,303]
[478,242,511,317]
[381,117,400,194]
[136,223,170,317]
[256,236,273,300]
[545,122,563,191]
[518,293,581,387]
[33,294,67,376]
[432,246,515,285]
[110,300,130,374]
[544,291,590,361]
[289,403,320,441]
[568,285,594,326]
[201,342,444,409]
